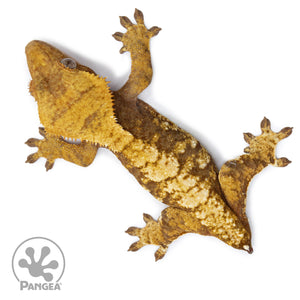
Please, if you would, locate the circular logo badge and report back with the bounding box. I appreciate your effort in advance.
[12,237,65,289]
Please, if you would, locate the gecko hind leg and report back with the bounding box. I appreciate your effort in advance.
[219,117,292,231]
[126,207,208,261]
[126,213,169,261]
[25,127,99,171]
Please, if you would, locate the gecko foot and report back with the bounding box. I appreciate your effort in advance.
[243,117,292,167]
[126,213,169,261]
[25,128,99,170]
[112,8,161,54]
[25,127,57,171]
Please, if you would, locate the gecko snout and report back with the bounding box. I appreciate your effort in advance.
[26,40,65,79]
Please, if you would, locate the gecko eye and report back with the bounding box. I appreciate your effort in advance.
[60,58,77,69]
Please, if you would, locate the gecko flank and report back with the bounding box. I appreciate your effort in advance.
[25,9,292,260]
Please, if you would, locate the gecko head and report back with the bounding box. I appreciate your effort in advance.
[25,40,96,82]
[25,40,116,142]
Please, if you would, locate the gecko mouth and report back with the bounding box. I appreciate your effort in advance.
[61,136,82,145]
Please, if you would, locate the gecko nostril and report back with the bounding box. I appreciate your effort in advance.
[61,58,77,69]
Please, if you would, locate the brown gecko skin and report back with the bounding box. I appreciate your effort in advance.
[25,9,292,260]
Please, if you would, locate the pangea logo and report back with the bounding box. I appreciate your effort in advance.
[12,237,65,291]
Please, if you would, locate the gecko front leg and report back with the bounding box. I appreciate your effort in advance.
[26,128,99,171]
[113,9,161,100]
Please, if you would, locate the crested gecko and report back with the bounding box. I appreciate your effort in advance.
[25,9,292,260]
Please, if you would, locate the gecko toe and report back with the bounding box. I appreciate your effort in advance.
[275,157,291,167]
[45,160,55,171]
[154,245,168,261]
[25,138,40,147]
[134,8,144,24]
[128,241,144,252]
[125,226,141,236]
[148,26,161,37]
[38,127,46,137]
[26,153,40,164]
[119,16,133,29]
[112,32,123,42]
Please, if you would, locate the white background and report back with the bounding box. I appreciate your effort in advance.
[0,0,299,299]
